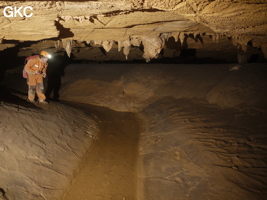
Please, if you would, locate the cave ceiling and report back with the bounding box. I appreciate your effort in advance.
[0,0,266,62]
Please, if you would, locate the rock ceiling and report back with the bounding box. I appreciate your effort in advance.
[0,0,266,62]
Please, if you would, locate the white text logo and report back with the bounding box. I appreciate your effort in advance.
[3,6,33,18]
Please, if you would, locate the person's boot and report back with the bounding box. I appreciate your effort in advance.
[27,99,35,103]
[39,100,49,104]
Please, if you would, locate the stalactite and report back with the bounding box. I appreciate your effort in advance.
[94,40,102,46]
[122,39,131,60]
[211,33,216,42]
[118,38,131,60]
[215,34,220,43]
[102,40,114,52]
[241,44,247,52]
[170,32,179,42]
[160,33,169,41]
[117,40,122,52]
[179,32,185,45]
[61,39,72,57]
[231,35,251,53]
[54,40,60,50]
[130,37,141,47]
[141,35,166,62]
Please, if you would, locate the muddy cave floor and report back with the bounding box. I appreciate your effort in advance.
[0,63,267,200]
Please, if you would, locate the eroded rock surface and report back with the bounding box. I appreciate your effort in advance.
[0,100,99,200]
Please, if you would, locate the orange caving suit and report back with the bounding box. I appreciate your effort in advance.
[24,56,48,101]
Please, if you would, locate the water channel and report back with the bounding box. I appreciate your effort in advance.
[62,102,140,200]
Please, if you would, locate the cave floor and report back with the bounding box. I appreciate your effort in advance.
[61,102,139,200]
[1,63,267,200]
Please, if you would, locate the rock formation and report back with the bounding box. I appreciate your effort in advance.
[0,0,266,62]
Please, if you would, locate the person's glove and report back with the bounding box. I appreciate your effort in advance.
[42,73,47,78]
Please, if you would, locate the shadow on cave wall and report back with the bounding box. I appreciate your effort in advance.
[45,53,73,102]
[0,40,41,105]
[0,40,40,83]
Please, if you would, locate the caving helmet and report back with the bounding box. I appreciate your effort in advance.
[40,50,52,59]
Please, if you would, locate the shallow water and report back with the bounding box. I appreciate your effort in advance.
[62,101,140,200]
